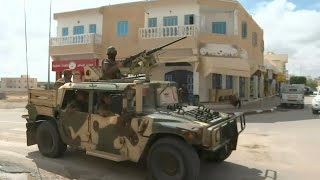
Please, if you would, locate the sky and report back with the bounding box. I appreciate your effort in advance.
[0,0,319,81]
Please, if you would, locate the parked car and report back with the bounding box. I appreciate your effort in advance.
[304,86,313,95]
[280,84,305,108]
[312,90,320,114]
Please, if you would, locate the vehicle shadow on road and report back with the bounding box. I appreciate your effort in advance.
[246,104,320,123]
[26,149,146,180]
[26,148,276,180]
[200,160,277,180]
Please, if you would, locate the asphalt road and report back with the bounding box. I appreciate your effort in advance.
[0,96,319,180]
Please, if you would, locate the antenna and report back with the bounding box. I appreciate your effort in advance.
[47,0,52,89]
[24,0,30,90]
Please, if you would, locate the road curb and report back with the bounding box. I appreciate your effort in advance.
[230,107,278,116]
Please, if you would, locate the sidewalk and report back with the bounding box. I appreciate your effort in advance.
[203,96,280,115]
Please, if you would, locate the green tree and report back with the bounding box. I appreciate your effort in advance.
[306,78,318,89]
[290,76,307,84]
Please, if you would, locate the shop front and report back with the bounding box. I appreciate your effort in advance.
[52,59,99,82]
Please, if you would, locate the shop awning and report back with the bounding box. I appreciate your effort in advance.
[158,56,198,63]
[199,57,251,77]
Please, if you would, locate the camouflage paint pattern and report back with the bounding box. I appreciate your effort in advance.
[24,80,244,163]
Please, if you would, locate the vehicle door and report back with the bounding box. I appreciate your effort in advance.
[58,89,91,147]
[89,90,125,155]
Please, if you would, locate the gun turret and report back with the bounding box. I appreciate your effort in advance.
[122,36,187,67]
[122,36,187,81]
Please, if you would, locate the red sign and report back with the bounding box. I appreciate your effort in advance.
[52,59,99,72]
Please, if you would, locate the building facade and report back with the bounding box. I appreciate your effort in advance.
[50,8,103,82]
[50,0,265,102]
[0,75,38,92]
[264,52,288,95]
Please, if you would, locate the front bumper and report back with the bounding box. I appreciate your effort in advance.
[202,114,246,151]
[281,99,304,105]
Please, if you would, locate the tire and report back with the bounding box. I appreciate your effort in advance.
[312,109,318,114]
[147,137,200,180]
[36,121,67,158]
[204,144,232,163]
[300,104,305,109]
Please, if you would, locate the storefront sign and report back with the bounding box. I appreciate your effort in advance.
[52,59,99,72]
[277,74,286,82]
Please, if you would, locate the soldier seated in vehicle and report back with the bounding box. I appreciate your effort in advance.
[95,93,115,117]
[54,69,73,90]
[65,90,89,112]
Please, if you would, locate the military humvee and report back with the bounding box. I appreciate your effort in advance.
[22,37,245,179]
[23,78,245,180]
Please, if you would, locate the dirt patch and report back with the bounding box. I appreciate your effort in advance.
[0,95,27,109]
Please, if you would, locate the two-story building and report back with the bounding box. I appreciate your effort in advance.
[50,0,265,103]
[50,8,104,82]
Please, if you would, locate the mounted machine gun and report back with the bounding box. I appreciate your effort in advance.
[84,36,187,81]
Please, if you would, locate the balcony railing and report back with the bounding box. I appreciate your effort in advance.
[50,33,102,46]
[139,25,198,39]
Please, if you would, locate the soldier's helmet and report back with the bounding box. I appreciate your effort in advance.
[107,46,117,55]
[63,69,73,76]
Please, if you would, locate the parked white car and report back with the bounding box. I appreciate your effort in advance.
[312,90,320,114]
[280,84,305,108]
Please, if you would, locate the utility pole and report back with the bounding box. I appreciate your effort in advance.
[47,0,52,89]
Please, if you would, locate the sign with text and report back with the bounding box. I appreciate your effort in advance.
[52,59,99,72]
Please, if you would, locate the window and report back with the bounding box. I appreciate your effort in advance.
[226,76,233,89]
[212,74,222,89]
[117,21,129,36]
[62,90,89,113]
[184,14,194,25]
[242,22,247,38]
[89,24,96,33]
[163,16,178,36]
[93,91,123,116]
[163,16,178,26]
[62,27,68,36]
[212,22,227,34]
[73,26,84,35]
[165,74,173,81]
[252,32,257,46]
[148,18,157,27]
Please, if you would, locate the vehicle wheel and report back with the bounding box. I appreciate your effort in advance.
[300,104,305,109]
[312,109,318,114]
[147,137,200,180]
[36,121,67,158]
[204,144,232,163]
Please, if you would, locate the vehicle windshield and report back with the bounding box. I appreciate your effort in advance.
[281,86,304,94]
